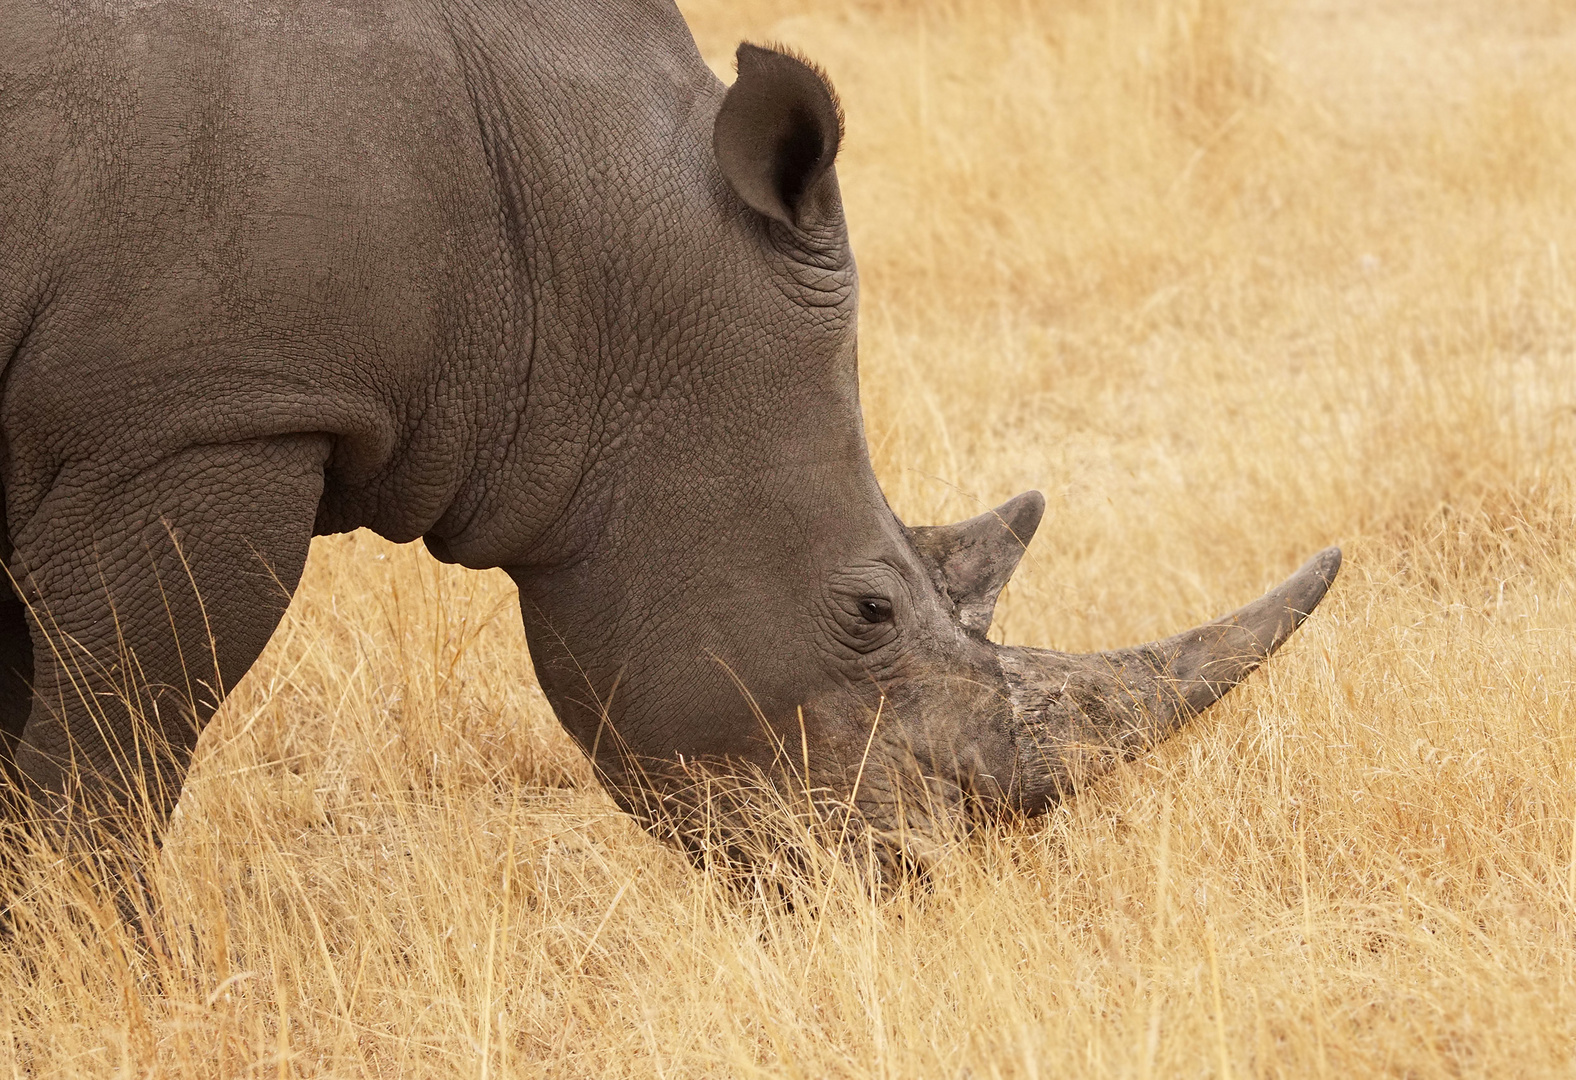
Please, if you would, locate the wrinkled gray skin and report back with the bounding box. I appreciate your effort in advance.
[0,0,1338,865]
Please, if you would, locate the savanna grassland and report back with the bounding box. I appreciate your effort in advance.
[6,0,1576,1074]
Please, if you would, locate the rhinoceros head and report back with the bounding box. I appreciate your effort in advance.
[507,44,1338,872]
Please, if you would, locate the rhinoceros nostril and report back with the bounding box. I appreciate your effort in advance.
[857,597,894,623]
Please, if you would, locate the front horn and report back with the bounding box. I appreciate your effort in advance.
[997,547,1341,812]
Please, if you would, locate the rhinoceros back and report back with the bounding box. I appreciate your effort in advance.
[0,0,717,554]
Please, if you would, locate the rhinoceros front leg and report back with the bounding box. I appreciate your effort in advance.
[3,435,328,850]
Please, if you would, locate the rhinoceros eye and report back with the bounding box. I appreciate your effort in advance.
[857,597,894,624]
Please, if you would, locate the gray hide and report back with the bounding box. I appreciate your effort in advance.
[0,0,1339,868]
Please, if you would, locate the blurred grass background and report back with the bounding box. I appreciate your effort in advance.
[5,0,1576,1074]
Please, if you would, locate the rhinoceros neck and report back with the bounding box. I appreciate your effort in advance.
[384,0,734,569]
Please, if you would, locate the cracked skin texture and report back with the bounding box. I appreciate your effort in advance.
[0,0,1336,863]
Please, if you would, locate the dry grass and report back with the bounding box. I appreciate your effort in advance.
[6,0,1576,1073]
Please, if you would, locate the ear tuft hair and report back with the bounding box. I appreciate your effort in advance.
[745,42,845,145]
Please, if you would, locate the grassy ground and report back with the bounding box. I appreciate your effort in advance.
[6,0,1576,1074]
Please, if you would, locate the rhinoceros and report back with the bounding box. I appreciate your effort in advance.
[0,0,1339,868]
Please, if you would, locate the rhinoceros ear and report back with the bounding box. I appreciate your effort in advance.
[713,43,843,230]
[909,491,1046,638]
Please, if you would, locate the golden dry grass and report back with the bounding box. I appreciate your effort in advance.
[6,0,1576,1073]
